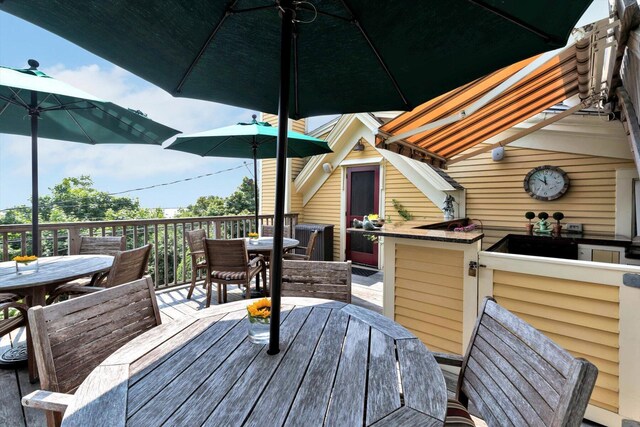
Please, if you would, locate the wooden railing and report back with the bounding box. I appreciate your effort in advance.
[0,214,298,289]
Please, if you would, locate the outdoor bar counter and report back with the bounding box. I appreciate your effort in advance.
[350,219,640,426]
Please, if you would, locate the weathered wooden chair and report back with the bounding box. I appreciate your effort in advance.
[281,260,352,303]
[46,236,126,303]
[185,228,208,299]
[283,230,319,261]
[21,276,161,427]
[260,224,291,238]
[47,244,152,301]
[436,297,598,426]
[202,238,266,307]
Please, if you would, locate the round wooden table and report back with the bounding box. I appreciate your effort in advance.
[62,297,447,426]
[0,255,113,380]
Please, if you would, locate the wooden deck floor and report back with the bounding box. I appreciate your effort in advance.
[0,273,383,427]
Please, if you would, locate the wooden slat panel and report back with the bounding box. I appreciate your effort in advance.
[395,306,463,332]
[366,329,401,425]
[286,310,349,427]
[245,307,330,426]
[324,317,370,426]
[384,164,442,224]
[493,271,620,411]
[201,307,312,426]
[396,339,447,421]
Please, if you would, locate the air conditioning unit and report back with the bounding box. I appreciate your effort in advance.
[294,223,334,261]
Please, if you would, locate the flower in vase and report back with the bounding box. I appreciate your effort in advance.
[247,298,271,323]
[248,232,259,239]
[13,255,38,264]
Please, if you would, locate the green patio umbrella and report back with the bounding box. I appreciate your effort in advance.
[165,115,331,231]
[1,0,592,354]
[0,60,181,256]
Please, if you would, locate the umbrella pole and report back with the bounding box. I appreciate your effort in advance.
[253,144,259,233]
[268,0,294,355]
[30,92,39,257]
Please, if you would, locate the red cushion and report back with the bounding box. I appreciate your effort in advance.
[445,399,475,426]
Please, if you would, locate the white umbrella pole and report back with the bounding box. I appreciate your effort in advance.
[268,0,294,355]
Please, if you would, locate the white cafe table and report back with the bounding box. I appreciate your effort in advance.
[62,297,448,426]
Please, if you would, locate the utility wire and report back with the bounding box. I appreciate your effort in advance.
[0,163,248,213]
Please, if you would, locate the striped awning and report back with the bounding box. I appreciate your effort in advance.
[377,41,590,167]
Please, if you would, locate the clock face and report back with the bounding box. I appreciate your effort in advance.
[523,166,569,201]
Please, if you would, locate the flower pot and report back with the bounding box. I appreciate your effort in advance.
[247,315,270,344]
[553,224,562,236]
[249,238,259,245]
[16,259,38,275]
[525,223,534,235]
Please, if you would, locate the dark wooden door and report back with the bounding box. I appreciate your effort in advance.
[346,166,379,267]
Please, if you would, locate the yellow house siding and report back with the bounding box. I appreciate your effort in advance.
[343,139,380,161]
[492,270,620,412]
[384,163,442,223]
[447,146,635,234]
[260,159,276,215]
[291,119,306,134]
[394,244,464,354]
[302,170,342,260]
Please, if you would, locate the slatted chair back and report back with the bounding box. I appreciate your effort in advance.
[457,297,598,427]
[77,236,125,256]
[301,230,319,259]
[186,228,207,254]
[203,238,248,273]
[260,224,291,238]
[28,276,161,395]
[104,244,152,288]
[281,260,352,303]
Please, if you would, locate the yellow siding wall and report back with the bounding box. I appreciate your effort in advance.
[394,244,464,354]
[260,159,276,215]
[493,271,620,412]
[447,146,634,236]
[384,163,442,223]
[301,170,342,260]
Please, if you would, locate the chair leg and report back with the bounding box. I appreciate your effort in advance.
[222,284,228,303]
[187,262,197,299]
[262,268,268,296]
[206,281,212,308]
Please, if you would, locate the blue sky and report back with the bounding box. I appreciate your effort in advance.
[0,12,334,212]
[0,2,607,213]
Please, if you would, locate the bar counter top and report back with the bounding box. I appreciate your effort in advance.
[347,219,483,244]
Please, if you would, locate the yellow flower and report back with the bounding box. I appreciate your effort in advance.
[248,232,259,238]
[13,255,38,263]
[368,214,379,220]
[247,298,271,319]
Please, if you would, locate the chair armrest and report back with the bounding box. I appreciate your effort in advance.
[432,352,464,367]
[248,254,265,268]
[190,250,205,257]
[22,390,74,413]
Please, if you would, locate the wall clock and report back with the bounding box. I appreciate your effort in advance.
[523,165,569,201]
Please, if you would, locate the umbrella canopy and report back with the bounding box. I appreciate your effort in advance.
[1,0,592,354]
[0,60,181,255]
[166,115,332,231]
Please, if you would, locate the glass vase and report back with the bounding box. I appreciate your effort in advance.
[247,315,270,344]
[15,259,38,275]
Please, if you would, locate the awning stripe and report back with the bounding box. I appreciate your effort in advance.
[379,42,584,163]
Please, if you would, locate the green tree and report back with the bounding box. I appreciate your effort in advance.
[225,177,256,215]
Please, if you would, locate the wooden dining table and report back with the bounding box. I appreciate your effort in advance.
[0,255,113,380]
[62,297,448,426]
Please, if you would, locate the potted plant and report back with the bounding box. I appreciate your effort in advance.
[247,232,259,245]
[537,212,550,233]
[525,211,535,234]
[552,212,564,236]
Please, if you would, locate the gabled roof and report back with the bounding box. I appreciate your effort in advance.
[294,113,462,206]
[377,39,591,165]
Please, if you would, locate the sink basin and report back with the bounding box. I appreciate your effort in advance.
[488,234,578,260]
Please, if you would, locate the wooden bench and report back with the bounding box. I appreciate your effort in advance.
[281,260,351,303]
